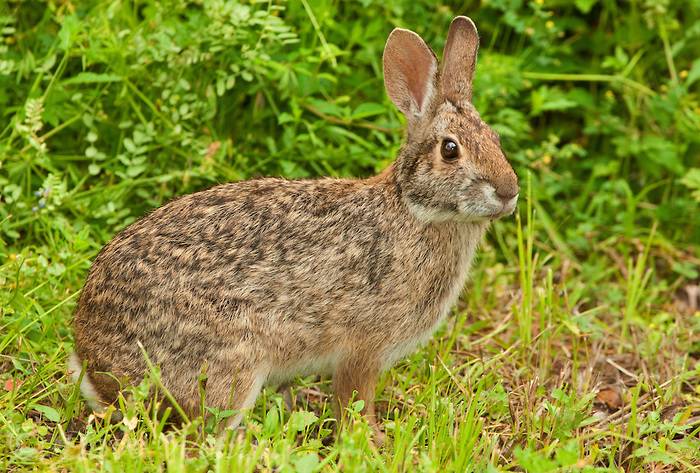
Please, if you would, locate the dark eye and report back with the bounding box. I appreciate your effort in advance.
[441,139,459,161]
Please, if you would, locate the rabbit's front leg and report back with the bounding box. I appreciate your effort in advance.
[332,355,385,445]
[208,364,268,433]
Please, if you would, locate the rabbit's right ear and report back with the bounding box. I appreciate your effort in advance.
[383,28,438,120]
[441,16,479,104]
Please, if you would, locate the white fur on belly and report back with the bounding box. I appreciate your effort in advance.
[266,351,343,386]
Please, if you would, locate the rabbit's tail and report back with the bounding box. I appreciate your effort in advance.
[68,352,107,413]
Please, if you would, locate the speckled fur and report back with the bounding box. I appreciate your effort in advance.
[71,16,518,435]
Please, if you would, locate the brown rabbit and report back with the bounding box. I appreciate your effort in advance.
[70,16,518,440]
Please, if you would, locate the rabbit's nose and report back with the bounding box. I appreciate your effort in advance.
[496,187,518,202]
[493,169,519,202]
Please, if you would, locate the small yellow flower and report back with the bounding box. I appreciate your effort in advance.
[9,253,17,261]
[545,20,555,29]
[542,154,552,165]
[605,90,614,99]
[679,69,688,79]
[535,0,544,4]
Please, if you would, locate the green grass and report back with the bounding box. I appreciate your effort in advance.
[1,196,699,471]
[1,0,700,471]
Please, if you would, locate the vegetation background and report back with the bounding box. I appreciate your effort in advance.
[1,0,699,470]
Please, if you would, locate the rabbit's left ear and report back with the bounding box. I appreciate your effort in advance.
[441,16,479,104]
[383,28,438,120]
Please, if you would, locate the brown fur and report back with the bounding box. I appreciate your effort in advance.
[71,17,518,437]
[442,16,479,103]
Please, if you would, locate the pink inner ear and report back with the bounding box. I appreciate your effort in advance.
[401,41,436,111]
[384,29,437,117]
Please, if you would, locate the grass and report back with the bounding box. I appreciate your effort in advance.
[1,0,700,471]
[1,184,698,471]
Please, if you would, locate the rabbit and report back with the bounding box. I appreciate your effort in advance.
[69,16,518,441]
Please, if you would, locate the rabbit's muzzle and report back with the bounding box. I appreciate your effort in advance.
[484,182,518,218]
[459,178,519,220]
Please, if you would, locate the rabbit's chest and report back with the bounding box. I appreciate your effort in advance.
[380,226,482,366]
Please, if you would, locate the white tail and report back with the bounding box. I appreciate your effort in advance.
[68,352,106,413]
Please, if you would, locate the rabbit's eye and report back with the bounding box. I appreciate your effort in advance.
[441,139,459,161]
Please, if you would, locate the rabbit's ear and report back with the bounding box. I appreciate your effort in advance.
[383,28,438,119]
[441,16,479,103]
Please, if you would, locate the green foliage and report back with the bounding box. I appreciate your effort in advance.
[1,0,699,247]
[1,0,699,471]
